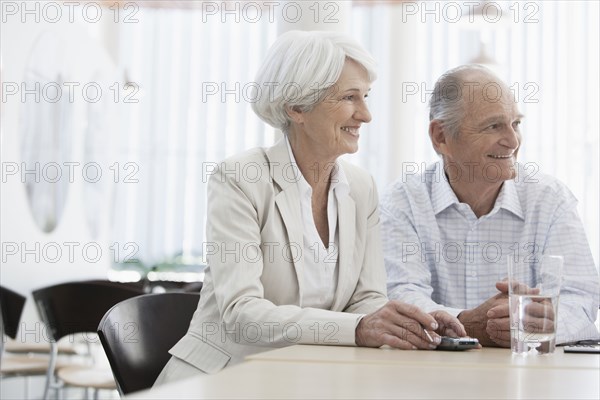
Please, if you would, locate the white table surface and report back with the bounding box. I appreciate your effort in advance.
[128,345,600,399]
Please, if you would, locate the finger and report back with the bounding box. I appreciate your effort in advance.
[488,333,511,347]
[524,302,555,319]
[520,317,555,333]
[433,311,467,337]
[489,335,511,348]
[397,319,439,348]
[380,333,418,350]
[487,317,510,337]
[486,322,511,341]
[387,322,436,349]
[487,303,509,319]
[490,316,511,328]
[495,280,509,293]
[443,328,459,337]
[375,303,438,347]
[391,301,438,331]
[509,281,541,295]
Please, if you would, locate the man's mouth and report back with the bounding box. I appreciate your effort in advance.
[341,126,359,136]
[487,153,514,159]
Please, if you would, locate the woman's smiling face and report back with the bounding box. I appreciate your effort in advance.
[288,59,372,161]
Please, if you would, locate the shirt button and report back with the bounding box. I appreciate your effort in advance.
[470,271,477,277]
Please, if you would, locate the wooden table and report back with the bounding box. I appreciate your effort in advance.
[128,345,600,399]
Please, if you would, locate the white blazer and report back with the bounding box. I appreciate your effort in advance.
[157,139,388,383]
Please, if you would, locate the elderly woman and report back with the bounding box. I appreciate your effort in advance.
[155,30,465,385]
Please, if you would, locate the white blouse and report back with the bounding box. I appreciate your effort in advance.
[285,136,350,309]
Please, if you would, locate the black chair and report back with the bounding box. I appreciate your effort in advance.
[0,286,54,399]
[32,280,144,399]
[97,292,200,395]
[0,286,26,343]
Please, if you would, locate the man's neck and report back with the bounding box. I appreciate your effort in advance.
[446,174,503,218]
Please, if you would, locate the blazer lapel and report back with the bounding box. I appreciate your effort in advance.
[266,138,305,301]
[331,192,355,310]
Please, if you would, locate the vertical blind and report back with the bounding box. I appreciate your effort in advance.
[111,1,598,274]
[113,8,277,272]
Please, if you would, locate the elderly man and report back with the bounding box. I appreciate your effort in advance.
[381,64,599,347]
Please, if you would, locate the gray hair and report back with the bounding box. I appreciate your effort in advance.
[429,64,500,139]
[251,30,377,132]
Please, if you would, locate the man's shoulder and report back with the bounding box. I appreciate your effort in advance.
[513,164,576,203]
[380,162,440,213]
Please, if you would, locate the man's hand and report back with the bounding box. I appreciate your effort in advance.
[505,280,552,337]
[355,301,441,350]
[457,282,510,347]
[459,280,544,347]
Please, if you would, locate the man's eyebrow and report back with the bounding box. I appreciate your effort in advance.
[479,115,505,126]
[479,113,525,126]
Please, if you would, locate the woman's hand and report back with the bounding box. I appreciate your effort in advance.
[429,310,467,338]
[355,301,442,350]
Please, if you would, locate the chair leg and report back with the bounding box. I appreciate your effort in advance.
[24,376,30,400]
[43,342,59,400]
[42,370,53,400]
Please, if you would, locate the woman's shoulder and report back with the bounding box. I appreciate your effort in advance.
[221,146,269,166]
[338,159,374,184]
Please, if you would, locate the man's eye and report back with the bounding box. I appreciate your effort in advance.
[343,95,354,101]
[513,121,522,129]
[487,124,499,130]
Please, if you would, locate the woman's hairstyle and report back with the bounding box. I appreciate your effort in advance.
[251,30,377,132]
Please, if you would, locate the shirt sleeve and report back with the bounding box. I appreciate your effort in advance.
[543,202,600,343]
[380,198,464,317]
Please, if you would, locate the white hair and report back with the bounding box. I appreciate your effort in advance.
[429,64,502,139]
[251,30,377,132]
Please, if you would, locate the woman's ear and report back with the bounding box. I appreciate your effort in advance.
[429,120,449,155]
[285,105,304,124]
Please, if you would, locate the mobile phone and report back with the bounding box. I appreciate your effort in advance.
[436,336,479,351]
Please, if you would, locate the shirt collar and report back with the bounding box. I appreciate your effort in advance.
[431,161,460,215]
[284,135,349,198]
[431,160,524,220]
[493,178,525,220]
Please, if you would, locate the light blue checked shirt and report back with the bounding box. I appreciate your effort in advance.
[381,161,600,344]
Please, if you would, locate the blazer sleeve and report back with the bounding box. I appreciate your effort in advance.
[206,163,363,347]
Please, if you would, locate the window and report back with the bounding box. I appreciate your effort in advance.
[351,0,599,265]
[111,1,598,278]
[112,7,277,278]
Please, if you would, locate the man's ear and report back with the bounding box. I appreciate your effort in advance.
[429,120,449,155]
[285,105,304,124]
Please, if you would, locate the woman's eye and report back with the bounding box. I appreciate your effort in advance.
[343,95,354,101]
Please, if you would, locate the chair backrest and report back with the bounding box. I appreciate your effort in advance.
[32,280,144,342]
[0,286,26,339]
[97,292,200,395]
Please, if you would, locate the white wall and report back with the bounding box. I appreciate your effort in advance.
[1,3,118,337]
[1,4,122,397]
